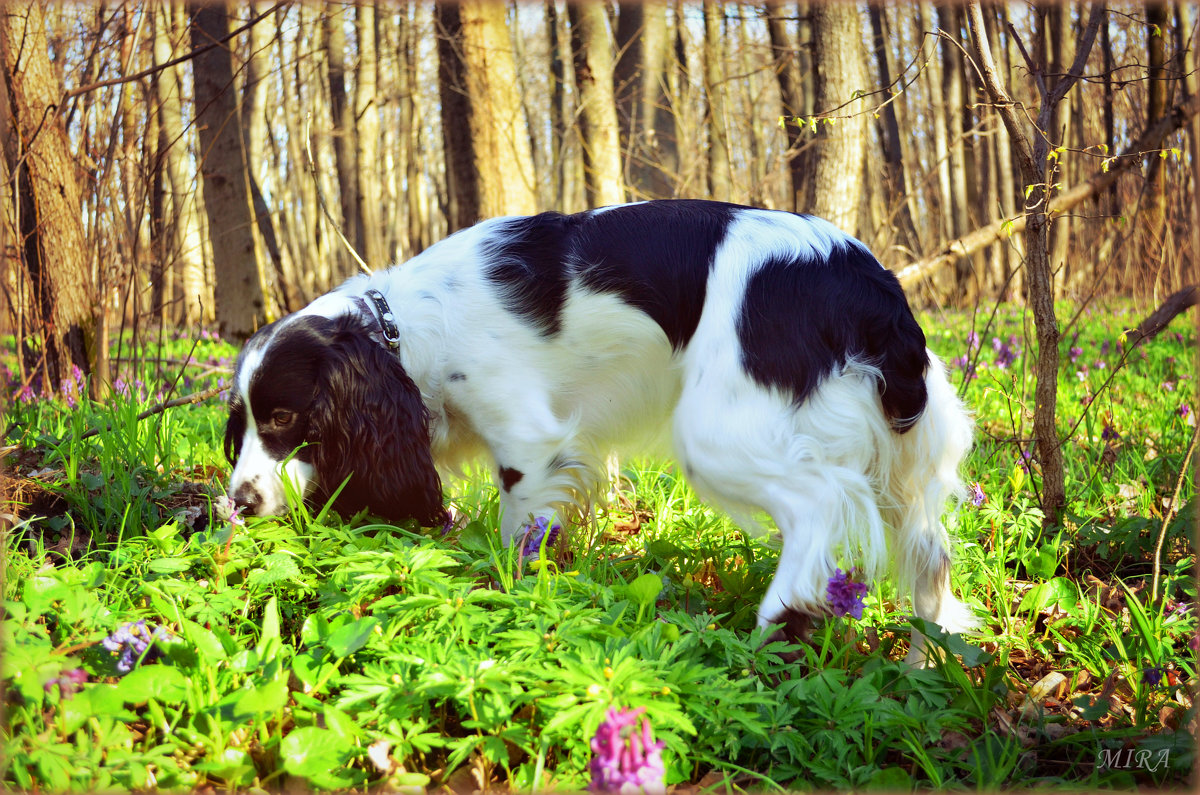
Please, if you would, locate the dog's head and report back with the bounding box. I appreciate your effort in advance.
[223,313,446,526]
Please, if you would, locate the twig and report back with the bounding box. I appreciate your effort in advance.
[303,114,371,275]
[78,385,228,440]
[1151,422,1198,604]
[59,3,287,102]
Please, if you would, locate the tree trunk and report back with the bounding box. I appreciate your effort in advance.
[437,0,538,225]
[1138,0,1171,285]
[868,2,921,255]
[436,0,477,231]
[189,1,267,341]
[938,3,978,304]
[965,1,1104,527]
[0,0,95,392]
[544,0,568,208]
[240,1,285,316]
[152,0,209,324]
[568,1,625,207]
[614,0,675,199]
[766,0,806,212]
[353,2,385,268]
[323,4,357,278]
[701,1,731,201]
[461,0,539,217]
[800,2,870,235]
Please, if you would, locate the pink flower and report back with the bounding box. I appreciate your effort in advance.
[589,707,666,795]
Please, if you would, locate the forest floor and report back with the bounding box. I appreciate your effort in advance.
[1,299,1195,791]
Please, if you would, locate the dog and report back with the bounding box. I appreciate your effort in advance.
[223,200,975,659]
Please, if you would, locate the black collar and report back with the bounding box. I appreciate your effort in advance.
[364,289,401,349]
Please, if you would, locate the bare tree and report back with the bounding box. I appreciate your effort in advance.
[151,0,208,324]
[324,4,358,278]
[436,0,538,227]
[965,1,1104,526]
[568,1,625,207]
[353,2,385,268]
[614,0,676,198]
[800,2,871,235]
[189,1,267,340]
[0,1,94,391]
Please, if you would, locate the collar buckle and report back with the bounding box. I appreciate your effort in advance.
[365,289,401,348]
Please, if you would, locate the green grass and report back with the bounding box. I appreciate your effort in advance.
[1,302,1195,791]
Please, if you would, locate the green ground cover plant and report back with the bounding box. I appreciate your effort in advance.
[2,302,1195,792]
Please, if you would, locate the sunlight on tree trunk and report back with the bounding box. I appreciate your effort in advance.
[189,1,267,341]
[800,2,870,236]
[0,0,94,392]
[568,0,625,208]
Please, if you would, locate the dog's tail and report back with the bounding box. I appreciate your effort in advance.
[881,354,977,634]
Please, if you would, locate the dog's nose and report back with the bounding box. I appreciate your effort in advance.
[231,484,263,515]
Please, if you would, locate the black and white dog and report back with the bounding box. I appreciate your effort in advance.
[224,200,975,658]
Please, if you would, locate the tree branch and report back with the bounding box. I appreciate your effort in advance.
[78,385,228,440]
[1128,284,1198,348]
[59,2,286,103]
[896,90,1200,288]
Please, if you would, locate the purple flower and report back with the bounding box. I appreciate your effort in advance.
[589,707,666,795]
[1180,404,1191,419]
[969,482,986,507]
[1142,666,1163,687]
[1018,450,1034,472]
[1163,381,1175,392]
[521,516,561,560]
[1100,340,1111,356]
[43,667,88,699]
[102,620,175,673]
[991,336,1018,369]
[966,331,980,350]
[17,384,34,404]
[826,568,869,619]
[1101,423,1121,442]
[113,378,129,397]
[1068,346,1083,363]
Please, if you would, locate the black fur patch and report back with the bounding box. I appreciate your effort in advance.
[498,466,524,492]
[245,316,332,463]
[223,396,246,463]
[572,201,735,349]
[736,236,929,432]
[483,213,577,335]
[483,201,736,350]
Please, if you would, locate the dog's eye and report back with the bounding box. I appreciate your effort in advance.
[270,410,295,429]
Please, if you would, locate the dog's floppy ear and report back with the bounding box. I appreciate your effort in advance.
[309,323,447,526]
[223,397,246,464]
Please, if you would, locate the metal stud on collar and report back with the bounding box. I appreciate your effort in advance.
[365,288,401,348]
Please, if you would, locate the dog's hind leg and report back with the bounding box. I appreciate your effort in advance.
[671,366,891,631]
[880,355,976,665]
